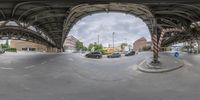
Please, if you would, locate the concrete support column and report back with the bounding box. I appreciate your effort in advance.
[151,34,160,64]
[190,41,192,53]
[47,47,53,52]
[197,40,200,54]
[56,48,62,53]
[150,18,160,65]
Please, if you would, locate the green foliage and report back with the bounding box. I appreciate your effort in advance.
[5,48,17,52]
[5,40,9,47]
[1,40,9,49]
[0,40,17,52]
[88,43,94,51]
[75,40,87,51]
[120,43,128,50]
[83,46,87,51]
[88,42,103,53]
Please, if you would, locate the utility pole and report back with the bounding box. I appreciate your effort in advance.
[124,38,127,44]
[112,32,115,51]
[98,35,99,44]
[197,40,200,54]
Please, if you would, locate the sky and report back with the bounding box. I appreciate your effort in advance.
[68,12,151,47]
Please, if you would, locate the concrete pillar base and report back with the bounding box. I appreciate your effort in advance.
[138,54,184,73]
[151,60,161,65]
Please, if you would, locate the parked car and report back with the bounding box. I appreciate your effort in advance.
[0,49,5,54]
[122,51,129,54]
[107,52,121,58]
[125,51,135,56]
[85,51,102,59]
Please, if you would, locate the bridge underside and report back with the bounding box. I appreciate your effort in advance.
[0,0,200,51]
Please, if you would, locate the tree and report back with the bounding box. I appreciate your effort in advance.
[83,46,87,51]
[75,41,84,51]
[88,43,94,51]
[88,42,103,52]
[1,40,9,49]
[5,40,9,47]
[120,43,127,51]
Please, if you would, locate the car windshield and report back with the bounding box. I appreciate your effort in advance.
[126,51,130,54]
[94,52,100,54]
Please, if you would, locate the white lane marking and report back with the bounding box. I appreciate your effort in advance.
[41,61,47,64]
[175,61,178,63]
[50,59,54,61]
[0,67,14,70]
[83,60,89,63]
[139,59,146,66]
[128,65,142,75]
[68,58,74,61]
[183,60,193,67]
[24,65,35,69]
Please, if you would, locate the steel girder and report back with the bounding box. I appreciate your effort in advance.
[0,26,55,46]
[0,1,200,48]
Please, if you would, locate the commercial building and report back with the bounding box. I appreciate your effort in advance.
[133,37,147,51]
[106,43,131,52]
[10,40,47,52]
[63,35,79,52]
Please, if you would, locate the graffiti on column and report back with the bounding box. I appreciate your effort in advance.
[158,31,165,51]
[152,34,159,56]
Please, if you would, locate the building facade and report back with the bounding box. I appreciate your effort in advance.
[10,40,47,52]
[63,35,79,52]
[133,37,147,51]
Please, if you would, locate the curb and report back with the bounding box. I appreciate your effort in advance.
[137,58,184,73]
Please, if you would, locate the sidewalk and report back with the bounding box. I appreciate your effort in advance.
[138,53,184,73]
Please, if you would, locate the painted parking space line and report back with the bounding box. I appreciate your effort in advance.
[183,60,193,67]
[24,65,35,69]
[49,59,54,61]
[41,61,47,64]
[0,67,14,70]
[68,58,74,61]
[139,59,146,66]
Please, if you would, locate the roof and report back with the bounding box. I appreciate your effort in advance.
[134,37,147,43]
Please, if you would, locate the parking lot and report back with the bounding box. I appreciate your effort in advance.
[0,52,200,100]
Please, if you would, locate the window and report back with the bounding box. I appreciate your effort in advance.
[22,48,27,51]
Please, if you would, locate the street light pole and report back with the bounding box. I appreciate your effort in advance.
[124,38,127,44]
[98,35,99,44]
[113,32,115,51]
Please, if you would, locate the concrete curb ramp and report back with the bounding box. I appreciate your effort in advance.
[137,55,184,73]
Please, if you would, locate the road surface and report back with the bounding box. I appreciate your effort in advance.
[0,52,200,100]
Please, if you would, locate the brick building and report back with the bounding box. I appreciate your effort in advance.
[10,40,47,52]
[133,37,147,51]
[63,35,79,52]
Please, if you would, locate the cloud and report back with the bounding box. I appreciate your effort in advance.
[68,12,151,47]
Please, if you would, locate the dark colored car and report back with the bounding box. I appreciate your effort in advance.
[85,52,102,59]
[125,51,135,56]
[107,52,121,58]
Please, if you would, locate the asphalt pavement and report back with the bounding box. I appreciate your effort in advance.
[0,52,200,100]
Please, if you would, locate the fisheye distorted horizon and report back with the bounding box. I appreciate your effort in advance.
[68,12,151,47]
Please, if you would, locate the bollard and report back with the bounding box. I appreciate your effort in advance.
[174,52,179,58]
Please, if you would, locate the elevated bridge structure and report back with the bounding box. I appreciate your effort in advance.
[1,0,200,62]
